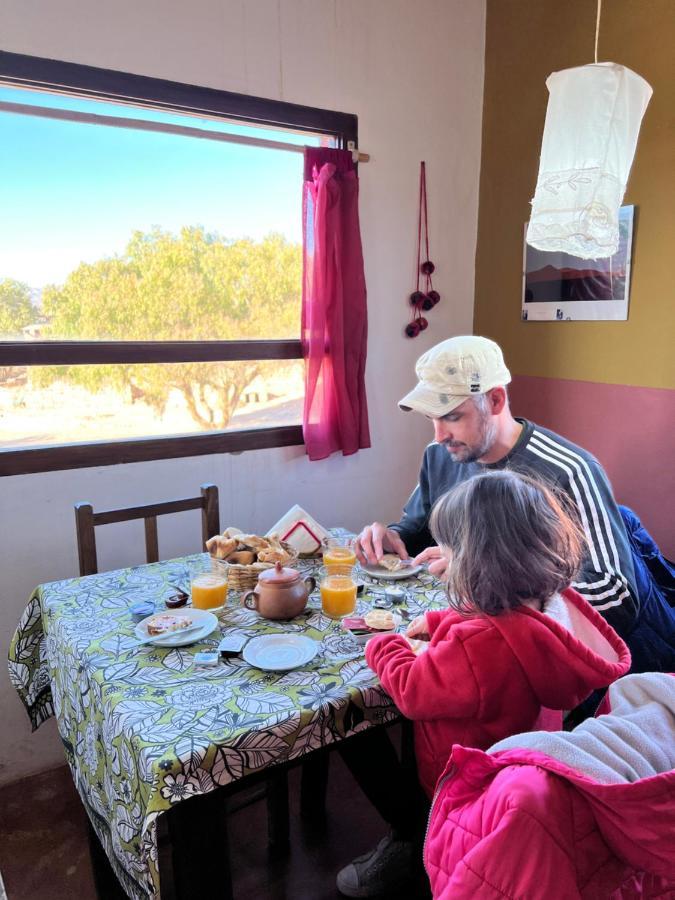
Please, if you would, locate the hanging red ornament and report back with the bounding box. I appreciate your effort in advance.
[405,161,440,337]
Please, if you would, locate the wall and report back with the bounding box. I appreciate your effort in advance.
[0,0,486,784]
[475,0,675,554]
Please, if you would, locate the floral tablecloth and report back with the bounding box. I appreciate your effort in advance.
[8,551,447,899]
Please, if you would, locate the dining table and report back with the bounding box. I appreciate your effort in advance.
[8,538,448,899]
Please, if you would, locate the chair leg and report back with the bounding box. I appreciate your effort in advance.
[266,768,290,851]
[300,752,330,823]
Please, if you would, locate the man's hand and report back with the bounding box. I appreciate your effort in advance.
[406,614,430,641]
[354,523,409,566]
[413,546,449,580]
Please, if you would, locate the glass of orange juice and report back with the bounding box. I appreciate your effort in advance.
[319,565,357,619]
[191,559,228,611]
[323,537,357,571]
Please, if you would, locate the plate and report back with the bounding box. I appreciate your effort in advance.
[134,609,219,647]
[360,562,423,581]
[243,634,319,672]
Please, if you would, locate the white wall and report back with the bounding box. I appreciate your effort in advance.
[0,0,485,785]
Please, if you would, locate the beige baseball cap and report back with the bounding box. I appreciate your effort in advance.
[398,335,511,417]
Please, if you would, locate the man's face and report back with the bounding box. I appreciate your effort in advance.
[431,396,497,463]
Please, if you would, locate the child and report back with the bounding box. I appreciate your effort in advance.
[365,469,631,798]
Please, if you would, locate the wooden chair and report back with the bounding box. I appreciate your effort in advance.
[72,482,300,897]
[74,483,220,576]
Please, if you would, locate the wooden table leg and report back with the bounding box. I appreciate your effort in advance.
[165,789,233,900]
[300,752,330,824]
[266,768,290,851]
[86,820,127,900]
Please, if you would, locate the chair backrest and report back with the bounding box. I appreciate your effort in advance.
[74,483,220,576]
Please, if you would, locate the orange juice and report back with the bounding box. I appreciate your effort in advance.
[323,546,357,569]
[320,573,357,619]
[191,573,228,610]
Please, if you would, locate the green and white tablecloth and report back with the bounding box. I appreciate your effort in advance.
[8,551,447,899]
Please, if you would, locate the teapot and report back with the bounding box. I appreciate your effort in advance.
[241,562,316,620]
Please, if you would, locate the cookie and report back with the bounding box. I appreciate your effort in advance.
[379,554,403,572]
[364,609,396,631]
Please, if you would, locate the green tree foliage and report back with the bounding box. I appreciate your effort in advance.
[37,227,302,429]
[0,279,35,337]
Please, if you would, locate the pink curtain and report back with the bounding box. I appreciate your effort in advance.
[302,147,370,460]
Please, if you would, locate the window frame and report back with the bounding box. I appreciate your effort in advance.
[0,51,358,476]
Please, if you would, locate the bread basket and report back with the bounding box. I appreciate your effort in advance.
[221,541,299,592]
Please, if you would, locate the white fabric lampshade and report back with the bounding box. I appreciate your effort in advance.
[527,63,652,259]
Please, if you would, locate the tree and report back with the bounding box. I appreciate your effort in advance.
[0,279,35,337]
[37,227,302,429]
[0,279,38,384]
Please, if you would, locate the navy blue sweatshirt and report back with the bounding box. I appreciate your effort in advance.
[390,419,638,637]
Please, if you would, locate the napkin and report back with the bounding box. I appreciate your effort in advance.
[267,505,330,557]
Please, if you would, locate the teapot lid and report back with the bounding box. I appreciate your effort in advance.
[258,561,300,585]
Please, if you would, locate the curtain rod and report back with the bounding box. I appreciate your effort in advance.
[0,99,370,161]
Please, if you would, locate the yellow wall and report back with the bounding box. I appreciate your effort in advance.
[474,0,675,390]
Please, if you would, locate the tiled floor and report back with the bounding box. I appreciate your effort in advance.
[0,740,430,900]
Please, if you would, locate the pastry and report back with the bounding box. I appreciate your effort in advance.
[235,534,270,552]
[257,547,291,564]
[364,609,396,631]
[146,614,193,636]
[379,554,403,572]
[226,550,256,565]
[206,535,238,559]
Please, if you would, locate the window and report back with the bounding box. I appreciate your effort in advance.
[0,52,357,475]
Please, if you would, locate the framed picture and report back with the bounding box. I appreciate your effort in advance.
[521,205,635,321]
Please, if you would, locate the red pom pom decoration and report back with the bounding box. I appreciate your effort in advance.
[409,291,426,308]
[427,290,441,306]
[420,260,435,275]
[418,317,429,331]
[405,321,421,338]
[421,294,434,311]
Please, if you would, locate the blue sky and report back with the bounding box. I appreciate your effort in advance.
[0,87,321,289]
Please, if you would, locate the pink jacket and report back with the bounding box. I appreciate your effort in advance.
[365,588,630,796]
[424,674,675,899]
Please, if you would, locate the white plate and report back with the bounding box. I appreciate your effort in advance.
[134,609,219,647]
[360,562,423,580]
[243,634,319,672]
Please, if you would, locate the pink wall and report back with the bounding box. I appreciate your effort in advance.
[509,375,675,558]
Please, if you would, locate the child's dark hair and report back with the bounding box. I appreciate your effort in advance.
[429,470,586,616]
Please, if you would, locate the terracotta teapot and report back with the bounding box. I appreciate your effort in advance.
[242,562,316,620]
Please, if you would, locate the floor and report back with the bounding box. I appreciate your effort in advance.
[0,737,431,900]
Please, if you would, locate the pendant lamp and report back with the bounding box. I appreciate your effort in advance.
[526,3,652,259]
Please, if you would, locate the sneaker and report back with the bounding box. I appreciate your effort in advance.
[336,833,415,898]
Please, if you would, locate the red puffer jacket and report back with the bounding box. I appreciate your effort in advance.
[366,587,630,796]
[424,674,675,899]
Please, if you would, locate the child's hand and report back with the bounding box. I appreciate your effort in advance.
[406,614,430,640]
[413,546,449,581]
[406,637,430,655]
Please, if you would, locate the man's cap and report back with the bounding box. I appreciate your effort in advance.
[398,335,511,417]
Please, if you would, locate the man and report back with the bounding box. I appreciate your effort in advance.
[337,335,643,899]
[356,334,639,637]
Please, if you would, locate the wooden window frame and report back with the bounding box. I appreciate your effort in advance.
[0,51,358,476]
